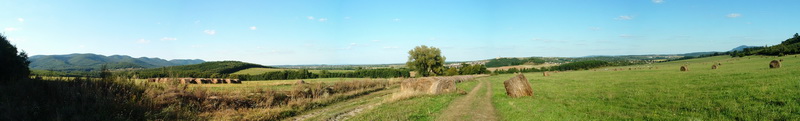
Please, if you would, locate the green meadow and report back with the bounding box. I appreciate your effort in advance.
[231,67,355,75]
[486,55,799,120]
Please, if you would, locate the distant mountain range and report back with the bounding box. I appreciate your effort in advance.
[28,53,204,71]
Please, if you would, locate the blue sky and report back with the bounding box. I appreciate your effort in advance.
[2,0,799,65]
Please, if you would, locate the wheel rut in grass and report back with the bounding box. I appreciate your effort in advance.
[437,80,498,121]
[287,88,396,121]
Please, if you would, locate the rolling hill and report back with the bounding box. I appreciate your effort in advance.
[28,53,204,71]
[134,61,272,78]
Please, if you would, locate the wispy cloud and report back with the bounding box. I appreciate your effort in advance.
[619,34,634,38]
[652,0,664,4]
[4,27,17,31]
[160,37,177,41]
[307,16,315,20]
[136,39,151,44]
[727,13,742,18]
[249,26,257,30]
[344,43,361,50]
[615,15,634,20]
[17,18,24,22]
[204,30,216,35]
[393,18,401,22]
[318,18,328,22]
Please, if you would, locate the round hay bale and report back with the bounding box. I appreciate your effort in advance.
[680,66,689,71]
[770,60,781,68]
[542,71,549,77]
[779,59,784,62]
[503,74,533,98]
[296,80,306,84]
[711,65,718,69]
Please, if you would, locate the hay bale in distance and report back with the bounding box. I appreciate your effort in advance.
[543,71,550,77]
[770,60,781,68]
[296,80,306,85]
[400,77,457,94]
[194,78,204,84]
[503,74,533,98]
[680,66,689,71]
[711,65,718,69]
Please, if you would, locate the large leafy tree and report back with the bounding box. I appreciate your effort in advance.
[406,45,445,77]
[0,34,31,83]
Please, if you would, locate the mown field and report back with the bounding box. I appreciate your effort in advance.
[187,78,379,92]
[231,68,355,75]
[487,55,799,120]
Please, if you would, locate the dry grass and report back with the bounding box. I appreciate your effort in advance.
[1,75,390,120]
[388,75,487,102]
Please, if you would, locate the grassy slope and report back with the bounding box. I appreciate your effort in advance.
[231,68,355,75]
[490,55,800,120]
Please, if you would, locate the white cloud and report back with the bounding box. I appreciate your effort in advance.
[393,18,401,22]
[344,43,360,49]
[4,27,17,31]
[615,15,634,20]
[318,18,328,22]
[652,0,664,4]
[727,13,742,18]
[204,30,216,35]
[136,39,151,44]
[17,18,24,22]
[307,16,315,20]
[249,26,257,30]
[160,37,177,41]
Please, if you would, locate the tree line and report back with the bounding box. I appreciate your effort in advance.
[729,33,800,57]
[238,68,410,80]
[492,60,610,74]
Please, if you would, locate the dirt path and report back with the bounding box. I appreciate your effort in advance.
[287,87,396,121]
[437,80,498,121]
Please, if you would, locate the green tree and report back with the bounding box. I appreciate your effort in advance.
[444,67,459,76]
[0,34,31,83]
[99,64,112,81]
[406,45,446,77]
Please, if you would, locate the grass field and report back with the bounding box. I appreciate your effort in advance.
[231,68,355,75]
[486,55,799,120]
[92,55,800,120]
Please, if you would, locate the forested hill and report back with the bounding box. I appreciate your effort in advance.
[28,53,204,71]
[730,33,800,56]
[134,61,271,78]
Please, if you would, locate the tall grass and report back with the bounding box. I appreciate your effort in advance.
[0,76,389,120]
